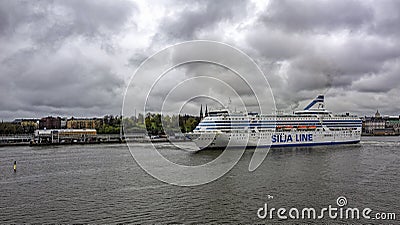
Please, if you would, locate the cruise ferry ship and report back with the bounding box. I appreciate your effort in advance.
[187,95,362,149]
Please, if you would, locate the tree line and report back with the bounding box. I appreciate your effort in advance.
[123,113,200,135]
[0,113,200,136]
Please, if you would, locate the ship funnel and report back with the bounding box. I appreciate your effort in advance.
[303,95,324,110]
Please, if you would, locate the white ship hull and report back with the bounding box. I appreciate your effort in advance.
[188,129,361,149]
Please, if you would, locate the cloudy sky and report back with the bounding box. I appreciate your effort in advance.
[1,0,400,120]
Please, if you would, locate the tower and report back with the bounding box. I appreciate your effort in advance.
[200,104,203,120]
[205,105,208,117]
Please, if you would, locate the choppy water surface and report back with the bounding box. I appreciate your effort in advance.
[0,137,399,224]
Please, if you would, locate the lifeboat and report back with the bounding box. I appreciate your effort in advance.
[298,125,307,129]
[307,126,317,130]
[283,126,293,130]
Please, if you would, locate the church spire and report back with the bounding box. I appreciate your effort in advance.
[200,104,203,120]
[205,105,208,117]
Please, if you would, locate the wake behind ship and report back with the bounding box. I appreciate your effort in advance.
[187,95,362,149]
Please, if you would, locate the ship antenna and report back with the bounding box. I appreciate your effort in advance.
[226,97,232,110]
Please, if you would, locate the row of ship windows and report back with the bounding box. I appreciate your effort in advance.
[224,131,361,136]
[197,130,361,137]
[199,123,361,126]
[201,120,361,124]
[195,128,360,134]
[196,126,361,130]
[205,117,358,121]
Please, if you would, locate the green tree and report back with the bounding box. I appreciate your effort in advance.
[184,118,198,132]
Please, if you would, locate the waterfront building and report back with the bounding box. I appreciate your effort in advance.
[35,129,97,144]
[362,110,400,135]
[14,119,39,128]
[60,117,67,129]
[66,117,103,130]
[12,119,39,133]
[384,116,400,134]
[39,116,61,129]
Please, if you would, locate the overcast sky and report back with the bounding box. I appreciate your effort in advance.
[1,0,400,120]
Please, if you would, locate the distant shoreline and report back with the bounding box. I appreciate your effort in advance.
[0,137,191,147]
[0,139,125,147]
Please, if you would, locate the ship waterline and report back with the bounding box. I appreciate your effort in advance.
[187,95,362,149]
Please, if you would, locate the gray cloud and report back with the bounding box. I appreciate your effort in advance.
[0,0,137,41]
[242,0,400,115]
[1,0,400,120]
[351,60,400,93]
[0,0,136,120]
[367,0,400,37]
[155,0,249,41]
[262,0,373,33]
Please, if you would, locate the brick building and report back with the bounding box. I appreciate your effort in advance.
[39,116,61,129]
